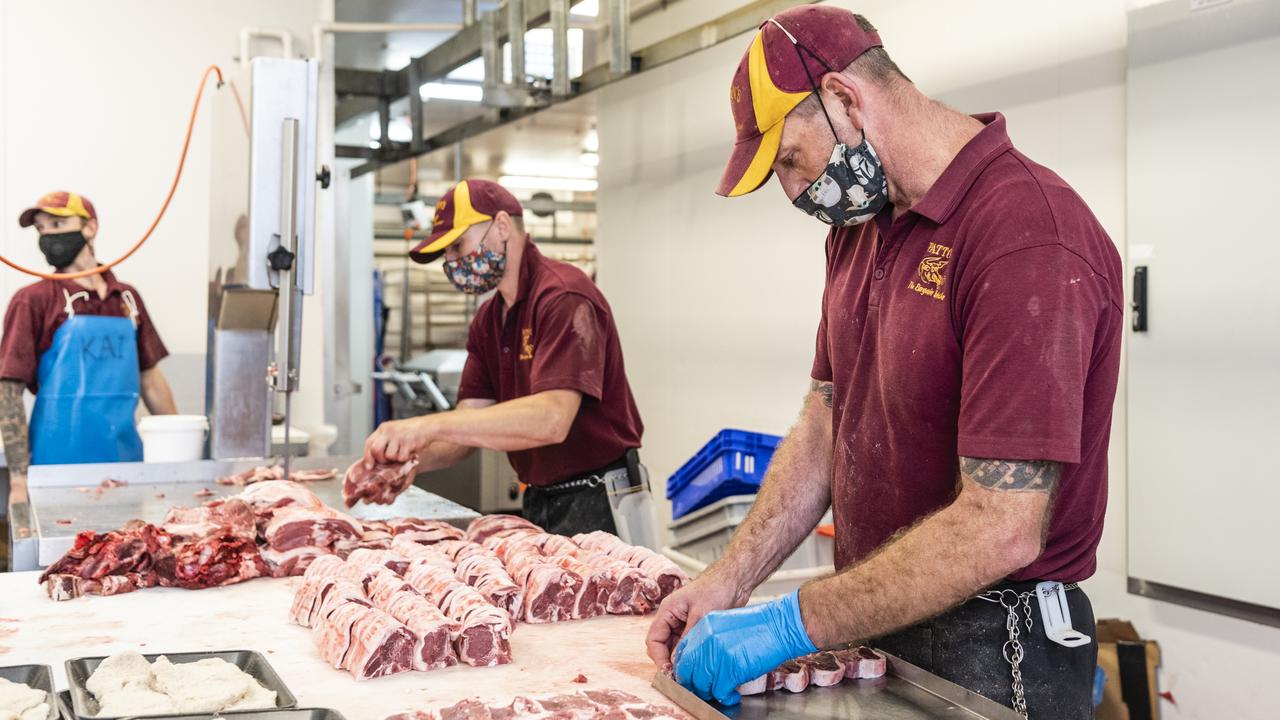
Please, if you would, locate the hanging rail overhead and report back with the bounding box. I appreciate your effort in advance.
[334,0,819,176]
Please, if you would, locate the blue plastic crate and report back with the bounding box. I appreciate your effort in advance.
[666,429,781,519]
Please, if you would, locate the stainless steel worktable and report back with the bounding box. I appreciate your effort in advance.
[12,455,479,570]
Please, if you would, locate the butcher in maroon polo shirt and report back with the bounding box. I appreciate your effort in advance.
[362,179,646,537]
[1,191,177,500]
[650,8,1122,718]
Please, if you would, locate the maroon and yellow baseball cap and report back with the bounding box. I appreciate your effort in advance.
[410,179,524,264]
[717,6,882,197]
[18,190,98,227]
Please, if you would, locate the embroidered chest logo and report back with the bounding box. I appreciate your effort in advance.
[519,328,534,361]
[907,242,952,301]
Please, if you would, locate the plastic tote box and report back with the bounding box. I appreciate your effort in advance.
[666,494,834,598]
[666,429,781,519]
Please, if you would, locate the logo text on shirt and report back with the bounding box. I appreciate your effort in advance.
[907,242,951,301]
[519,328,534,361]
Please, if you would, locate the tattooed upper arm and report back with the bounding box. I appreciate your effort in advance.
[809,380,834,408]
[0,380,30,476]
[959,457,1060,493]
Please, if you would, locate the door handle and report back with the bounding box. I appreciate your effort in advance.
[1132,266,1148,332]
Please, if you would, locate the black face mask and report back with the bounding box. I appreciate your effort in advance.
[38,230,87,269]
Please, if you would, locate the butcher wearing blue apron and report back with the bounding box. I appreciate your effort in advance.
[0,191,177,493]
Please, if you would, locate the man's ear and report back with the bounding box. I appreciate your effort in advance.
[820,72,868,131]
[81,217,99,242]
[493,211,512,241]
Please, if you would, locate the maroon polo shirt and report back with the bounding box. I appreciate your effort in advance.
[457,240,644,487]
[813,113,1123,583]
[0,269,169,393]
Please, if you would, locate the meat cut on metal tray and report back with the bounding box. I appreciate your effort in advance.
[385,689,684,720]
[736,646,888,696]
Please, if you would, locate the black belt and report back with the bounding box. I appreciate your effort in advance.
[531,452,638,497]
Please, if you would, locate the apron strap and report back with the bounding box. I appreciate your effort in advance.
[62,288,90,318]
[120,289,140,329]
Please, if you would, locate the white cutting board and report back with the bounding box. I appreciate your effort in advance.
[0,572,686,720]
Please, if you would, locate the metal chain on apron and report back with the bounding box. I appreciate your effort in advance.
[974,583,1079,718]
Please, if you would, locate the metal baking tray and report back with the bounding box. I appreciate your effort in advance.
[56,698,343,720]
[57,692,340,720]
[0,664,61,720]
[652,651,1023,720]
[65,651,296,720]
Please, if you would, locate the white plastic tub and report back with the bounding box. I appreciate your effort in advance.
[137,415,208,463]
[667,494,834,572]
[662,546,832,601]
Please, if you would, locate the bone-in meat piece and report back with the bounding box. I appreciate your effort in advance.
[387,518,466,544]
[835,646,888,680]
[236,480,325,511]
[342,459,420,507]
[464,514,542,544]
[404,560,512,666]
[263,505,363,551]
[347,548,411,576]
[343,607,418,680]
[571,532,688,598]
[161,498,257,540]
[804,651,846,687]
[502,554,581,623]
[157,532,265,589]
[776,660,809,693]
[408,691,685,720]
[454,553,524,616]
[313,599,374,669]
[217,466,338,485]
[261,545,331,578]
[736,675,769,696]
[378,590,460,671]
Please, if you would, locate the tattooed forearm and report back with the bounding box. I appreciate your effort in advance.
[809,380,834,408]
[0,380,30,476]
[959,456,1060,492]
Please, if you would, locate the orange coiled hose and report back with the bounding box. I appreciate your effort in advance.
[0,64,225,281]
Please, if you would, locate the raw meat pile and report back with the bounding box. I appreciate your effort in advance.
[342,459,420,507]
[291,552,513,678]
[83,651,276,716]
[216,465,339,486]
[37,480,467,600]
[0,678,50,720]
[735,647,888,696]
[386,689,683,720]
[287,514,690,679]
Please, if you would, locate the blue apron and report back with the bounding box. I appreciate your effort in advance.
[29,289,144,464]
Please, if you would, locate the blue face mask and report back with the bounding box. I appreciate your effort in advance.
[792,129,889,227]
[443,225,507,295]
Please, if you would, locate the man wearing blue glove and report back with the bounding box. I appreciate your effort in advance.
[650,7,1122,719]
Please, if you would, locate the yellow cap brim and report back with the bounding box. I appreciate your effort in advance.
[719,121,785,197]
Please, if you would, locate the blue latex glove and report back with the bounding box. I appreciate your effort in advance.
[673,591,817,706]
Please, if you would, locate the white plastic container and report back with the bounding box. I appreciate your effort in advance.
[667,494,834,572]
[137,415,208,463]
[662,546,831,601]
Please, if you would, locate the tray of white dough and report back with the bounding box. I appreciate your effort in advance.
[64,651,295,720]
[0,664,59,720]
